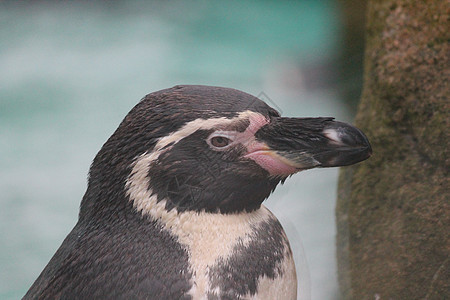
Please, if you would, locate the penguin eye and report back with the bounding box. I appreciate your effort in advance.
[210,136,232,148]
[207,131,235,150]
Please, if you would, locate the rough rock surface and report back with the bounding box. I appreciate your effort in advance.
[336,0,449,299]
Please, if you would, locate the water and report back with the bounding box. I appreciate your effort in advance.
[0,1,348,299]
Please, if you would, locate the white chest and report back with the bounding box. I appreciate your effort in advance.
[169,205,297,300]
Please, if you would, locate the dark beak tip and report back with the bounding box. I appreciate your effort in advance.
[359,133,372,159]
[337,122,372,151]
[319,122,372,167]
[361,146,373,162]
[367,145,373,157]
[346,133,373,165]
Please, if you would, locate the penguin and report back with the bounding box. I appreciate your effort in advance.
[24,85,371,299]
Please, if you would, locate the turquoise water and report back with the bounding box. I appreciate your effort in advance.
[1,1,348,299]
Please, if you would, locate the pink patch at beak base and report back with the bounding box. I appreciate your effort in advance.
[244,149,299,176]
[242,114,299,176]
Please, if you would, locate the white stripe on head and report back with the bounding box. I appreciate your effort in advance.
[154,110,268,151]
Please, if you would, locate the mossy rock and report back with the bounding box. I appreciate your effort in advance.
[336,0,449,299]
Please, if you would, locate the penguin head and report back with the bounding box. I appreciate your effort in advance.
[82,85,371,218]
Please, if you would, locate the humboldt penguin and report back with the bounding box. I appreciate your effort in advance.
[24,85,371,299]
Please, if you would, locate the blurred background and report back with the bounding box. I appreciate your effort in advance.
[0,1,366,299]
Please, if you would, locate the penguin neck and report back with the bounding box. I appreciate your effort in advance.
[130,191,273,238]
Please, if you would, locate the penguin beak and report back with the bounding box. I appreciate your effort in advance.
[244,117,372,176]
